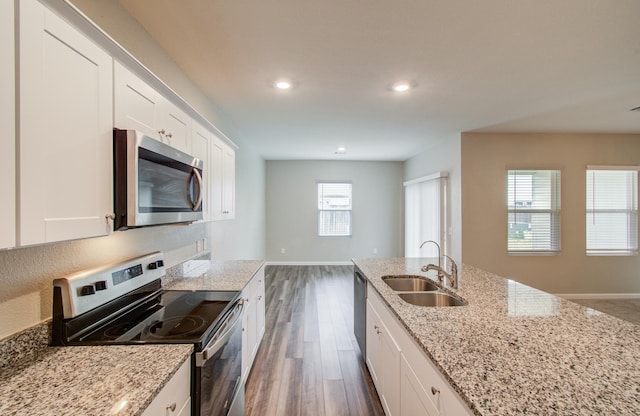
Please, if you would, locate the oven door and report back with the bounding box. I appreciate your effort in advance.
[114,129,204,230]
[194,299,244,416]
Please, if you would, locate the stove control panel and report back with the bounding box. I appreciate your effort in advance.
[53,252,166,319]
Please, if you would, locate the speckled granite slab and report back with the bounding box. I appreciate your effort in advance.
[164,257,265,292]
[0,342,192,416]
[352,257,640,416]
[0,320,50,371]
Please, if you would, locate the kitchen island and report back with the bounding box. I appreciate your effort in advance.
[353,257,640,415]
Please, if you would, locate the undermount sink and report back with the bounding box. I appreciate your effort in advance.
[382,275,440,292]
[398,292,468,307]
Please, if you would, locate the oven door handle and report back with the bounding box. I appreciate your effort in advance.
[195,299,243,367]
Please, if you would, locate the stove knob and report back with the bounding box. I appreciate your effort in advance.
[80,285,96,296]
[148,260,164,270]
[94,281,107,291]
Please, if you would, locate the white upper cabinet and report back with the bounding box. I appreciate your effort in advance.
[113,60,160,139]
[191,122,211,221]
[211,136,236,221]
[0,0,15,249]
[114,61,191,153]
[157,96,191,154]
[19,0,113,246]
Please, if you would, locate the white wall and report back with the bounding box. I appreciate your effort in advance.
[266,161,404,262]
[461,132,640,295]
[0,0,265,339]
[404,134,462,263]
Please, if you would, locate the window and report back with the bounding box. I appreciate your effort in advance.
[318,182,352,237]
[507,170,561,254]
[404,172,449,258]
[586,167,638,255]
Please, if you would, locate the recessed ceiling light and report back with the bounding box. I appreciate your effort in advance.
[335,147,346,154]
[390,81,416,93]
[275,80,293,90]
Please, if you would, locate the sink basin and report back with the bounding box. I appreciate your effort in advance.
[382,275,440,292]
[398,292,468,307]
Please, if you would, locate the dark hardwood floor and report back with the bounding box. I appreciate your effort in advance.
[245,265,384,416]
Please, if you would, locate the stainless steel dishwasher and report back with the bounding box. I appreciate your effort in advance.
[354,269,367,358]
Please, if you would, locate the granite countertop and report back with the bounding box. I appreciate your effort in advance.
[164,258,265,291]
[352,257,640,416]
[0,340,192,416]
[0,257,264,416]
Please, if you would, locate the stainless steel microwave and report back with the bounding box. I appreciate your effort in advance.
[113,129,204,230]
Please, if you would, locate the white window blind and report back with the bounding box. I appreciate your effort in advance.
[507,170,561,254]
[318,182,352,237]
[586,168,638,255]
[404,172,448,258]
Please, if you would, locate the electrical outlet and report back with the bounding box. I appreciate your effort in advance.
[281,248,286,254]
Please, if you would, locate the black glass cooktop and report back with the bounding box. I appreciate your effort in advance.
[78,290,238,346]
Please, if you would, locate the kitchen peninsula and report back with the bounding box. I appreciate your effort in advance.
[353,257,640,415]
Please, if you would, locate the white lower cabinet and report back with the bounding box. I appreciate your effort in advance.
[401,355,438,416]
[367,286,473,416]
[366,300,401,416]
[142,357,191,416]
[241,266,266,382]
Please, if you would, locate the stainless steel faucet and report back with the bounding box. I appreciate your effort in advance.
[421,254,458,289]
[419,240,441,267]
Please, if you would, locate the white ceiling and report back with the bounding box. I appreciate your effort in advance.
[118,0,640,161]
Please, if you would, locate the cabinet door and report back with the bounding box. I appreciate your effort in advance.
[0,0,15,249]
[19,0,113,246]
[191,122,211,221]
[142,358,191,416]
[158,96,191,153]
[379,317,401,416]
[401,356,439,416]
[211,136,236,221]
[255,273,266,343]
[366,300,382,389]
[222,146,236,218]
[113,60,160,139]
[241,277,257,382]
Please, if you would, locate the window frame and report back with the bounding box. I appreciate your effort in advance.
[586,166,639,256]
[506,169,561,255]
[317,181,352,237]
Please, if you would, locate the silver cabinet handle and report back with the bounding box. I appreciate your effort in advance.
[166,132,173,138]
[166,402,176,412]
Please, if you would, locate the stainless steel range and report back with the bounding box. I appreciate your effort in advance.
[51,252,244,416]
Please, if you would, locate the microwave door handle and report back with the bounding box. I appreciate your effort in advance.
[189,167,203,211]
[195,300,243,367]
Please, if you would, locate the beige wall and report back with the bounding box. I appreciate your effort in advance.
[461,132,640,295]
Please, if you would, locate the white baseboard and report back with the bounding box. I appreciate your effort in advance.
[265,261,354,266]
[557,293,640,300]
